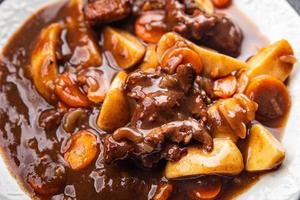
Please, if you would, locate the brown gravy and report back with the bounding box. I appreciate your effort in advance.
[0,1,286,200]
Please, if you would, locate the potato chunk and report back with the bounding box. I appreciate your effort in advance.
[157,32,248,78]
[247,40,295,81]
[97,71,130,131]
[165,138,244,179]
[208,94,257,140]
[246,124,285,172]
[104,27,146,69]
[140,44,159,72]
[31,23,62,103]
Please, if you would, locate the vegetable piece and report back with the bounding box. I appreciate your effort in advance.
[246,124,285,172]
[97,71,130,131]
[212,0,232,9]
[189,177,222,200]
[55,73,91,108]
[247,40,296,81]
[194,0,214,14]
[31,23,62,103]
[77,68,110,103]
[157,32,248,78]
[103,27,146,69]
[207,103,239,143]
[208,94,257,140]
[153,183,173,200]
[64,130,98,170]
[165,138,244,179]
[64,0,102,68]
[245,75,291,121]
[213,75,237,98]
[161,47,203,74]
[140,44,159,72]
[135,10,167,43]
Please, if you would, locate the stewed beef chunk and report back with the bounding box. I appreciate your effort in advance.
[165,0,243,57]
[84,0,132,25]
[103,67,213,168]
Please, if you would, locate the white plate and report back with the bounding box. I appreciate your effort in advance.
[0,0,300,200]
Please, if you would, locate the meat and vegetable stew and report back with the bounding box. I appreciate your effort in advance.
[0,0,297,199]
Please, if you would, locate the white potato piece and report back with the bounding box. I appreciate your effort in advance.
[165,138,244,179]
[246,124,285,172]
[157,32,248,78]
[104,27,146,69]
[247,40,295,81]
[31,23,62,103]
[97,71,130,131]
[195,0,214,14]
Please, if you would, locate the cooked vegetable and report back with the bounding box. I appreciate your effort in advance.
[135,10,167,43]
[140,44,159,72]
[207,103,239,143]
[103,27,146,69]
[247,40,296,81]
[208,94,257,140]
[161,47,203,74]
[189,178,222,200]
[157,32,248,78]
[165,138,244,179]
[65,0,102,68]
[97,71,130,131]
[245,75,291,121]
[77,68,110,103]
[246,124,285,172]
[194,0,215,14]
[64,130,98,170]
[212,0,232,9]
[31,23,62,103]
[55,73,91,108]
[213,75,237,98]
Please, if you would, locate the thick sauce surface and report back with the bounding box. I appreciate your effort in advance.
[0,1,285,200]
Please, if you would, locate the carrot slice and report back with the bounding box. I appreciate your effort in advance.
[161,47,203,74]
[190,177,222,200]
[64,130,98,170]
[135,10,167,43]
[212,0,232,9]
[245,75,291,121]
[55,73,91,108]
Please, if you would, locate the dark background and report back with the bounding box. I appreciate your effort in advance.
[0,0,299,14]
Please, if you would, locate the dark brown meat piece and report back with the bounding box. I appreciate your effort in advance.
[165,0,243,57]
[104,118,212,167]
[202,14,243,57]
[84,0,132,25]
[104,67,212,168]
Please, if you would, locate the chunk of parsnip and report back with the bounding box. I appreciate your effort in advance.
[157,32,248,78]
[247,40,295,81]
[104,27,146,69]
[165,138,244,179]
[246,124,285,172]
[31,23,62,103]
[97,71,130,131]
[140,44,159,72]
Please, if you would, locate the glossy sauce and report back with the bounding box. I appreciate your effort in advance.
[0,1,286,200]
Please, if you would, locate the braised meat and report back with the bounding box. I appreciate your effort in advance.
[103,67,213,168]
[165,0,243,57]
[84,0,132,24]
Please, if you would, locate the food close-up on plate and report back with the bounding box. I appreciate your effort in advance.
[0,0,300,200]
